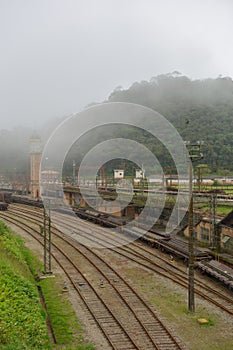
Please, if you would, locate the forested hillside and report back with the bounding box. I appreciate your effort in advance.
[107,73,233,170]
[0,74,233,178]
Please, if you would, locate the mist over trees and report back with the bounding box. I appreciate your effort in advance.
[0,73,233,179]
[108,73,233,170]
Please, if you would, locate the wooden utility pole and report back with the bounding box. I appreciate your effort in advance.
[185,141,204,313]
[188,159,195,313]
[197,166,201,192]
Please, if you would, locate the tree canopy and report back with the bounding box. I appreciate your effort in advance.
[108,73,233,170]
[1,74,233,179]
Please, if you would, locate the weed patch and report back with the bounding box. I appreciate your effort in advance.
[0,221,94,350]
[0,221,50,349]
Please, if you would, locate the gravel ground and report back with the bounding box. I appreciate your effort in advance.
[100,248,233,350]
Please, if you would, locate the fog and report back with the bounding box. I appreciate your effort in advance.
[1,72,232,181]
[0,0,233,130]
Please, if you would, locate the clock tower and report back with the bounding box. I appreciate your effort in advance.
[30,132,42,198]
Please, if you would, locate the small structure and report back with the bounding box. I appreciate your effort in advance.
[197,318,209,325]
[134,169,145,186]
[183,210,233,253]
[114,169,124,179]
[62,281,68,292]
[135,169,145,179]
[218,211,233,252]
[41,170,60,183]
[184,216,219,244]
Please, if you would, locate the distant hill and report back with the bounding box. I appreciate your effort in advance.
[1,74,233,179]
[107,73,233,170]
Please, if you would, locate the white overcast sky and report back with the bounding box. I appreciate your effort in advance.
[0,0,233,129]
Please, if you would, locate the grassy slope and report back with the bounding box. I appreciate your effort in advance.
[0,221,50,350]
[0,221,94,350]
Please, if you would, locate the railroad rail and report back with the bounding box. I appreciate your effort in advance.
[2,205,233,315]
[72,208,210,260]
[0,206,186,350]
[5,204,230,279]
[50,211,233,314]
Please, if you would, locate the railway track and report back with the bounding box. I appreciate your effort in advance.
[0,206,186,350]
[5,204,233,316]
[51,212,233,316]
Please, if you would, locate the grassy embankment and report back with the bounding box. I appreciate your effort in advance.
[195,203,233,216]
[0,221,94,350]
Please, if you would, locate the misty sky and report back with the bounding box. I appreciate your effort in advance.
[1,0,233,129]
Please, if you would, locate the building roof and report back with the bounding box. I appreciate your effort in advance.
[218,210,233,228]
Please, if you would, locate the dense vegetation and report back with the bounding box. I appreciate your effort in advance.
[107,73,233,171]
[64,74,233,175]
[0,221,94,350]
[1,74,233,179]
[0,221,50,349]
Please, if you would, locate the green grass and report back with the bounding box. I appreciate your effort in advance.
[195,203,233,216]
[0,221,94,350]
[40,278,94,349]
[0,221,50,350]
[216,205,233,216]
